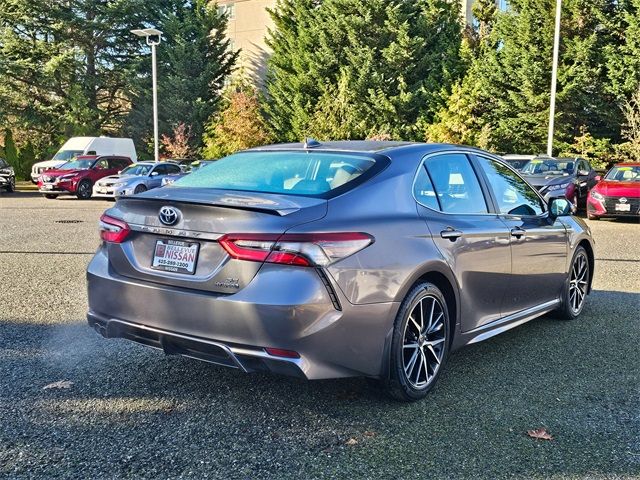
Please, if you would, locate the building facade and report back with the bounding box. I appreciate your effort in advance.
[217,0,506,83]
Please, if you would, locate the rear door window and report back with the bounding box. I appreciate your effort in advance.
[171,151,385,198]
[423,153,489,214]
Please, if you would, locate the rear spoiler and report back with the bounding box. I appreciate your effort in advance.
[123,195,296,216]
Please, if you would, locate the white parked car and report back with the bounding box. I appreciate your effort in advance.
[31,137,137,183]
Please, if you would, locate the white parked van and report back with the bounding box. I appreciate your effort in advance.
[31,137,137,183]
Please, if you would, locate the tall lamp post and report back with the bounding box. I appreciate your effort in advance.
[547,0,562,157]
[131,28,163,162]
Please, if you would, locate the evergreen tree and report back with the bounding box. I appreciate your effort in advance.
[126,0,238,156]
[265,0,463,142]
[0,0,163,149]
[428,0,625,154]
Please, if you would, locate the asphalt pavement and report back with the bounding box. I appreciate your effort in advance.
[1,192,639,479]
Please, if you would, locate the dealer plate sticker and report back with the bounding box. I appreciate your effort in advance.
[151,239,199,274]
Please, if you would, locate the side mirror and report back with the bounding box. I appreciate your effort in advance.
[594,175,601,182]
[151,171,159,176]
[548,196,575,220]
[578,169,589,177]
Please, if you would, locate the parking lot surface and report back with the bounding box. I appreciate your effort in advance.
[1,193,639,479]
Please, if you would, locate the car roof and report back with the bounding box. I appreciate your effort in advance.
[248,141,496,158]
[249,140,419,153]
[615,162,640,167]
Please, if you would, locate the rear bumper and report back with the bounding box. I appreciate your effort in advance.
[87,314,309,378]
[86,247,398,380]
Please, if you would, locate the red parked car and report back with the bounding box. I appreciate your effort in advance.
[587,163,640,219]
[38,155,132,199]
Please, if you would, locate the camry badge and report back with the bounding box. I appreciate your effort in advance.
[159,206,179,226]
[619,197,628,204]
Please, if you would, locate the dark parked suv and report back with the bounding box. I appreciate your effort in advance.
[0,158,15,192]
[87,141,595,401]
[520,156,599,208]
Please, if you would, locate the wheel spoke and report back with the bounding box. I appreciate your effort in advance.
[424,297,436,333]
[428,312,444,334]
[405,349,419,375]
[426,345,441,365]
[403,343,419,350]
[419,298,426,331]
[414,351,424,384]
[409,315,421,334]
[421,352,429,383]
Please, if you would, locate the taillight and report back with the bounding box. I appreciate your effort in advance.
[218,232,374,267]
[99,214,130,243]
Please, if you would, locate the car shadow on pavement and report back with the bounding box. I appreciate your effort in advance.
[1,288,639,478]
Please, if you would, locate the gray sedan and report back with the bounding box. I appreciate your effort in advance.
[87,141,594,401]
[93,162,182,199]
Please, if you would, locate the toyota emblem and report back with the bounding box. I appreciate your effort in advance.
[159,206,179,226]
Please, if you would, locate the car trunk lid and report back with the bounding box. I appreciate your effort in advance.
[104,188,327,293]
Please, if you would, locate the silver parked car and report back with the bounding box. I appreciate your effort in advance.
[93,161,182,199]
[87,141,595,401]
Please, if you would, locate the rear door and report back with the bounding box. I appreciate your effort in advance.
[472,154,567,315]
[415,152,512,331]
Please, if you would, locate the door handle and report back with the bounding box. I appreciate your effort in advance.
[510,227,526,238]
[440,227,463,241]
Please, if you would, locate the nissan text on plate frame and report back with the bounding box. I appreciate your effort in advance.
[87,141,595,401]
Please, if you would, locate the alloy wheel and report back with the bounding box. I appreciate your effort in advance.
[569,251,588,314]
[402,295,446,389]
[78,181,91,199]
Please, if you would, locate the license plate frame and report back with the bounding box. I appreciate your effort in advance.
[615,203,631,212]
[42,184,53,190]
[151,239,200,275]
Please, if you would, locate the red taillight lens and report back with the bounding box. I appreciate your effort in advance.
[265,348,300,358]
[218,232,374,267]
[99,214,130,243]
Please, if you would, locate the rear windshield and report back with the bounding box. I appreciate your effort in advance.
[170,151,381,197]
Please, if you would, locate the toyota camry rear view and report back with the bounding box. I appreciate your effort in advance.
[87,141,594,401]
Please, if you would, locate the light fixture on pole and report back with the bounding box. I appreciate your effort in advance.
[546,0,562,157]
[131,28,163,162]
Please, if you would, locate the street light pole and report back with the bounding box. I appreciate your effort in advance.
[151,42,159,162]
[131,28,163,162]
[547,0,562,157]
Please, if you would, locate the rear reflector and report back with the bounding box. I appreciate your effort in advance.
[265,348,300,359]
[99,214,130,243]
[218,232,373,267]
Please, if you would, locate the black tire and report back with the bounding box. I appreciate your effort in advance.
[383,282,450,402]
[44,194,58,199]
[133,184,147,194]
[7,177,15,193]
[554,246,589,320]
[76,179,92,199]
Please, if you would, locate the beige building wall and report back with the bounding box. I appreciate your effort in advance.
[217,0,277,84]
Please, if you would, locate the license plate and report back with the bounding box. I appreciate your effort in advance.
[42,184,53,190]
[615,203,631,211]
[151,239,199,275]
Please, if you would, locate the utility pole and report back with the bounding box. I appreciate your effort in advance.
[132,28,163,162]
[547,0,562,157]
